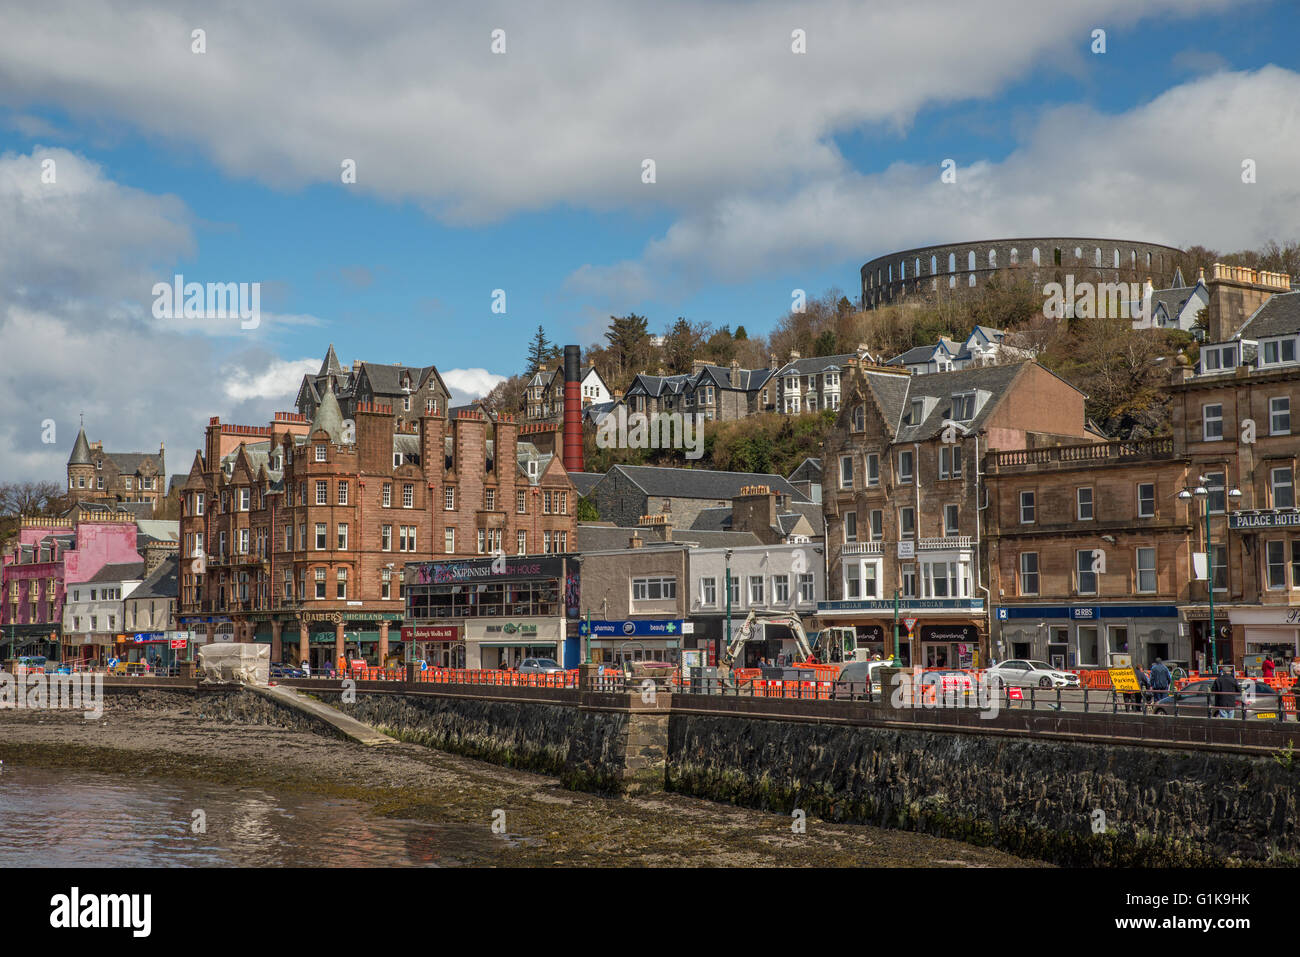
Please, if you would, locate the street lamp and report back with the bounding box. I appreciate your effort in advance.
[724,549,733,662]
[1178,475,1242,670]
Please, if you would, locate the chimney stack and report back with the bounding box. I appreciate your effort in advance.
[562,345,583,473]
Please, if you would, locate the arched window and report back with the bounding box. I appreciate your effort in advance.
[969,274,976,287]
[1009,248,1019,265]
[1130,250,1137,268]
[931,255,938,275]
[1146,251,1152,268]
[989,250,997,268]
[888,264,893,282]
[968,250,976,271]
[948,253,956,273]
[1031,247,1040,266]
[1075,247,1083,261]
[1113,248,1120,268]
[949,275,956,288]
[915,257,921,277]
[1095,247,1102,266]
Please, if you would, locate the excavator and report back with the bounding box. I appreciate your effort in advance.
[718,610,867,687]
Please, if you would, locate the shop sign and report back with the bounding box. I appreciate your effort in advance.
[485,622,539,636]
[579,619,686,637]
[1230,510,1300,530]
[1071,606,1099,620]
[897,541,916,559]
[400,624,459,641]
[819,598,984,613]
[409,556,565,585]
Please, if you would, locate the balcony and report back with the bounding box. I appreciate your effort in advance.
[989,437,1174,471]
[842,541,883,555]
[917,536,973,550]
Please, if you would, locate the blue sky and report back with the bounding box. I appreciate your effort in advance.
[0,0,1297,479]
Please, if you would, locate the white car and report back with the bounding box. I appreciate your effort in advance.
[985,659,1080,690]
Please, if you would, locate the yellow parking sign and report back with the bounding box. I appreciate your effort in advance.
[1109,668,1141,692]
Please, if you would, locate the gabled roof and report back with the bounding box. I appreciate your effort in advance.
[773,352,859,378]
[128,555,178,601]
[1233,291,1300,341]
[567,472,603,497]
[605,465,807,502]
[788,457,822,482]
[86,561,146,584]
[319,344,344,377]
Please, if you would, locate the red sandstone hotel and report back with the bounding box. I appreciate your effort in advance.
[176,385,577,670]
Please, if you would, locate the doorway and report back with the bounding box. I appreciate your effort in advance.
[1047,626,1069,670]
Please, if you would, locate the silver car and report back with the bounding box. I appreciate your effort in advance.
[517,657,563,674]
[986,659,1080,690]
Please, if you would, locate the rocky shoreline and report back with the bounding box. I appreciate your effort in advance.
[0,691,1039,867]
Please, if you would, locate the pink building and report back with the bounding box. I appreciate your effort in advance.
[2,515,141,660]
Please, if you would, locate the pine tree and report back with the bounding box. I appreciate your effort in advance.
[526,325,560,374]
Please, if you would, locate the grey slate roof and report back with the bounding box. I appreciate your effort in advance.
[788,457,822,482]
[310,389,345,442]
[86,561,145,584]
[104,452,158,474]
[69,428,92,466]
[567,472,603,497]
[856,362,1038,443]
[607,465,807,503]
[1235,291,1300,341]
[773,352,859,378]
[129,555,179,600]
[319,344,344,376]
[575,524,761,551]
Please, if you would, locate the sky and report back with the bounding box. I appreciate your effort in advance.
[0,0,1298,482]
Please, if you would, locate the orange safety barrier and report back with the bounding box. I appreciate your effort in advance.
[1284,694,1297,715]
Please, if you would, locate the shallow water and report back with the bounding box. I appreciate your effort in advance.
[0,765,503,867]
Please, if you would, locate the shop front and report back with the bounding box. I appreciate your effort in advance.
[996,604,1182,669]
[399,624,464,668]
[816,598,986,668]
[4,623,61,662]
[403,555,581,668]
[579,618,693,666]
[1222,606,1298,672]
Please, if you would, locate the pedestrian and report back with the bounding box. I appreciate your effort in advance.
[1291,656,1300,682]
[1136,667,1152,708]
[1263,655,1276,683]
[1149,657,1171,702]
[302,659,311,677]
[1211,666,1241,719]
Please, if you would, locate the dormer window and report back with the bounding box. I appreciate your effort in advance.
[1262,339,1297,366]
[95,459,102,470]
[906,399,924,426]
[951,393,975,421]
[315,445,326,462]
[1201,344,1238,373]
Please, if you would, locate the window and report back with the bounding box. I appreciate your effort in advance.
[906,399,924,426]
[901,564,917,598]
[727,576,740,605]
[1272,467,1294,508]
[1019,491,1035,524]
[748,576,764,604]
[1202,403,1223,441]
[862,563,879,598]
[843,512,857,543]
[869,509,883,541]
[1271,397,1291,436]
[337,567,348,599]
[393,452,403,469]
[633,577,677,601]
[517,530,527,555]
[516,490,527,514]
[485,489,495,511]
[943,504,959,536]
[701,577,717,606]
[899,506,915,538]
[337,523,348,550]
[1262,339,1297,365]
[1077,487,1094,521]
[1076,550,1098,595]
[1136,547,1156,593]
[898,450,914,484]
[444,528,455,553]
[864,453,879,486]
[797,573,815,603]
[839,455,853,489]
[315,445,326,462]
[1019,552,1039,595]
[853,405,865,431]
[477,529,486,554]
[399,526,416,552]
[939,445,962,479]
[1267,540,1287,590]
[444,487,455,510]
[316,480,328,505]
[334,481,347,506]
[314,568,326,599]
[1210,543,1227,591]
[238,529,249,554]
[381,570,392,600]
[1291,542,1300,590]
[1137,483,1155,518]
[951,393,975,421]
[773,575,790,603]
[844,562,861,599]
[1204,472,1226,514]
[239,487,249,510]
[381,525,392,551]
[382,483,392,507]
[284,525,293,551]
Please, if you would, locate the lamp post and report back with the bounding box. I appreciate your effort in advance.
[724,548,733,660]
[1178,475,1242,670]
[891,588,901,666]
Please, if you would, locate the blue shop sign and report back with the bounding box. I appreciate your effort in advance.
[579,619,684,637]
[1071,606,1100,620]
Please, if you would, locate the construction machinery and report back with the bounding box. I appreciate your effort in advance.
[718,610,870,687]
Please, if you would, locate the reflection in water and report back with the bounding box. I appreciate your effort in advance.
[0,766,502,867]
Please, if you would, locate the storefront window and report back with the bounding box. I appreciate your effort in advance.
[1077,626,1100,666]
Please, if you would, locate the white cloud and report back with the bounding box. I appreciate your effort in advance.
[221,358,320,403]
[441,368,506,406]
[570,67,1300,299]
[0,0,1233,223]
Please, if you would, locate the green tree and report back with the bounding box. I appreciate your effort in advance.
[605,313,651,385]
[662,317,703,374]
[526,325,560,374]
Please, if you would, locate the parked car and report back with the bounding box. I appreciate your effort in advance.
[270,663,305,679]
[517,658,563,674]
[1153,678,1284,718]
[836,659,898,695]
[985,659,1080,690]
